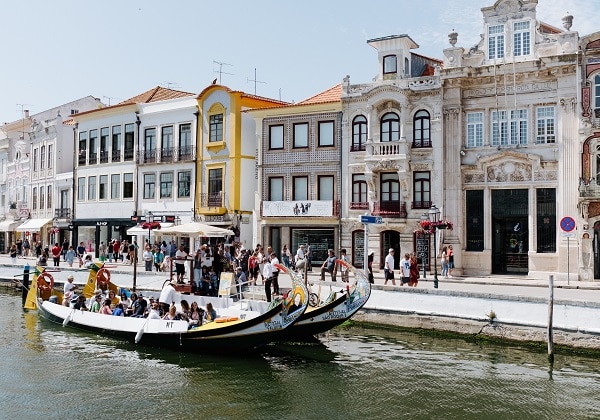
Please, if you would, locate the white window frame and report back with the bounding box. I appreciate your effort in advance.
[466,112,484,148]
[488,24,505,60]
[536,107,555,144]
[513,21,531,57]
[491,109,528,146]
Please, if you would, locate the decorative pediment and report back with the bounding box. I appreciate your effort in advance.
[463,151,557,184]
[409,160,433,171]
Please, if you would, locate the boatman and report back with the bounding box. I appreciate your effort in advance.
[63,275,78,306]
[159,280,177,314]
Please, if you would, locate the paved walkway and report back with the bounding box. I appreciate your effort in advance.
[3,254,600,305]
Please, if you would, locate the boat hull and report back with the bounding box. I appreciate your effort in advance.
[38,298,292,353]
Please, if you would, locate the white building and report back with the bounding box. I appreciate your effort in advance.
[441,0,579,279]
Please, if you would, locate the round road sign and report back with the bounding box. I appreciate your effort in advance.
[560,216,576,232]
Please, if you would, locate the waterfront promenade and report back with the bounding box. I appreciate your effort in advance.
[4,254,600,350]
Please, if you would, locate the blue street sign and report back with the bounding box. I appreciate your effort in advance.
[360,215,383,224]
[560,216,575,232]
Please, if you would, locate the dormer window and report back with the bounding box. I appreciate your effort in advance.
[488,25,505,60]
[383,55,397,75]
[513,21,531,56]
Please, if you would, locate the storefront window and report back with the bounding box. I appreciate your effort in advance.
[291,228,335,265]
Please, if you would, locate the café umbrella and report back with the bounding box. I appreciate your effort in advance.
[160,221,234,237]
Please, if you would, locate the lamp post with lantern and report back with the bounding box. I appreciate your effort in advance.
[428,204,441,289]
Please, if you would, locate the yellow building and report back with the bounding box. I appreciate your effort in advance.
[195,84,287,247]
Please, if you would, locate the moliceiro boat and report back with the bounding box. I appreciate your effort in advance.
[26,264,309,353]
[279,259,371,339]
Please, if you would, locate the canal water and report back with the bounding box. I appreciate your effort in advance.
[3,290,600,420]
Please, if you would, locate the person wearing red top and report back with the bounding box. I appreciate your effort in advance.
[113,240,121,262]
[51,242,62,267]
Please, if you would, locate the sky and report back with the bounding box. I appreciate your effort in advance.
[0,0,596,122]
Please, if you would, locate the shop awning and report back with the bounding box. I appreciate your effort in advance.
[16,218,53,232]
[126,222,174,236]
[0,219,23,232]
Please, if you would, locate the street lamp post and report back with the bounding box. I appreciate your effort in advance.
[420,213,428,279]
[147,211,154,245]
[429,204,441,289]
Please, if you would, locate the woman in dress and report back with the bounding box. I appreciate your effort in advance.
[189,301,205,328]
[409,252,419,287]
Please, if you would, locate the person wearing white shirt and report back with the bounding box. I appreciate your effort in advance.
[262,258,274,302]
[295,244,306,272]
[384,248,396,286]
[175,245,188,283]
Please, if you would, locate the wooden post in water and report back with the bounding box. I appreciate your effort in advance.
[547,274,554,358]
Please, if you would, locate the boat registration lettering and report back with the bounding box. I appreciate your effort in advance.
[239,314,246,320]
[322,310,346,321]
[165,321,174,328]
[264,320,282,331]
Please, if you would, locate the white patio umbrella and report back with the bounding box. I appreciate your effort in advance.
[159,221,234,237]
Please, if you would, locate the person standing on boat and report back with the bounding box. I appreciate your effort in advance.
[159,280,177,314]
[270,252,280,296]
[63,275,78,306]
[262,257,274,302]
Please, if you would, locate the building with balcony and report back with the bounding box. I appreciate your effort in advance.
[341,34,443,271]
[71,87,195,254]
[195,85,287,248]
[249,84,342,265]
[441,0,579,279]
[0,97,101,252]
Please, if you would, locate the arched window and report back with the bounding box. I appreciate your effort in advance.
[380,112,399,142]
[413,110,430,148]
[351,115,367,151]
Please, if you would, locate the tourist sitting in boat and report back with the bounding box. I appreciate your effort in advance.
[89,292,103,313]
[107,290,120,308]
[147,302,161,319]
[162,304,182,320]
[124,293,137,316]
[112,303,124,317]
[189,301,205,327]
[179,300,191,322]
[120,293,131,313]
[72,294,88,311]
[131,294,147,318]
[100,299,113,315]
[203,302,217,323]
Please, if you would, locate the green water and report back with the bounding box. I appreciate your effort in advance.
[2,291,600,419]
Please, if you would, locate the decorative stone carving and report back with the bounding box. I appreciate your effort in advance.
[486,162,532,182]
[533,170,558,181]
[463,173,485,183]
[409,160,434,171]
[448,29,458,46]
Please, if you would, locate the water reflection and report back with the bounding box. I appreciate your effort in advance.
[4,291,600,419]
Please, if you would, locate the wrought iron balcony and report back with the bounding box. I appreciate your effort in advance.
[412,200,432,210]
[99,150,109,163]
[160,148,175,163]
[124,149,134,161]
[199,192,225,208]
[372,201,407,218]
[54,208,71,219]
[350,202,369,210]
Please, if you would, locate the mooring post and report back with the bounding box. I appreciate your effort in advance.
[21,263,30,306]
[547,274,554,359]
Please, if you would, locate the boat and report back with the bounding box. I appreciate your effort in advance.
[277,259,371,339]
[25,264,309,353]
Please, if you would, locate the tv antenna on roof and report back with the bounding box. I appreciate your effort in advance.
[213,60,233,85]
[102,96,121,106]
[247,68,266,95]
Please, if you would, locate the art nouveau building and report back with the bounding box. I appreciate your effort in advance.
[577,30,600,280]
[340,34,443,271]
[249,85,342,264]
[441,0,579,279]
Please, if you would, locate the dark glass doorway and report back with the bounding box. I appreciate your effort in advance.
[492,189,529,274]
[382,230,400,269]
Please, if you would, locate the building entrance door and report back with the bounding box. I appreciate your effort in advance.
[492,189,529,275]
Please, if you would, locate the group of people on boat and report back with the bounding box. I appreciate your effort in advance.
[60,275,218,328]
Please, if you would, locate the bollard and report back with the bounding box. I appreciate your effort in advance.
[21,263,30,306]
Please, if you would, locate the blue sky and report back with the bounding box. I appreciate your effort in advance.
[0,0,595,122]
